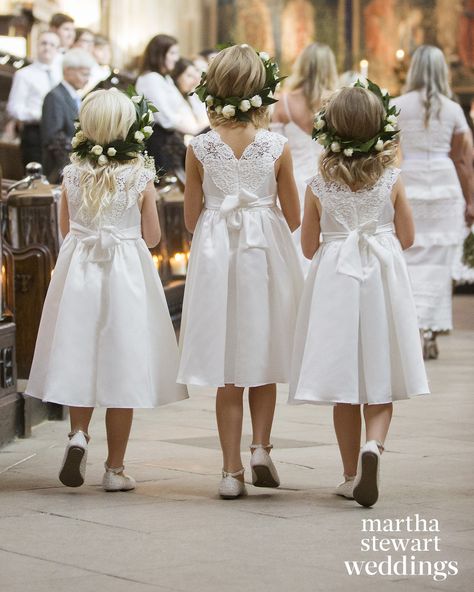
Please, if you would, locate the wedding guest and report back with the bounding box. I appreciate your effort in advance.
[172,58,209,138]
[49,13,75,53]
[81,35,112,95]
[194,48,219,73]
[394,45,474,359]
[272,43,338,274]
[42,48,95,182]
[73,28,95,53]
[7,31,61,167]
[136,34,202,174]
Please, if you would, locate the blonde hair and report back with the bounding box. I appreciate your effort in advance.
[206,45,269,128]
[287,43,338,111]
[70,89,144,223]
[405,45,451,127]
[319,87,397,188]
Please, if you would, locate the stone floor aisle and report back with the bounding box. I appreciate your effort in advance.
[0,296,473,592]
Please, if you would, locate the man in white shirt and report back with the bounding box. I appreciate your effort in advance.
[41,48,95,182]
[7,31,61,167]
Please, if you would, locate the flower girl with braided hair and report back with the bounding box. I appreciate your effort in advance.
[27,88,187,491]
[289,82,429,507]
[178,44,303,499]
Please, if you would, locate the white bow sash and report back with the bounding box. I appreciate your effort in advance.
[206,188,274,249]
[323,221,394,281]
[69,220,142,262]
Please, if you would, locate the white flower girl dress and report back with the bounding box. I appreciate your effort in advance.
[290,169,429,404]
[178,129,303,387]
[26,164,188,408]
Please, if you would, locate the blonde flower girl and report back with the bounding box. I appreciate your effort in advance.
[26,89,188,491]
[178,45,303,498]
[290,82,429,507]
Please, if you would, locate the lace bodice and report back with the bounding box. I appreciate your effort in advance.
[307,168,400,232]
[394,91,469,160]
[190,129,287,203]
[63,164,154,228]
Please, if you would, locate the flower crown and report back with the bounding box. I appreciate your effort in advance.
[312,79,400,157]
[193,46,285,121]
[71,85,158,166]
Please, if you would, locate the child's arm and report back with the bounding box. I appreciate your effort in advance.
[140,180,161,248]
[276,144,300,232]
[184,145,204,233]
[59,185,70,238]
[392,178,415,250]
[301,186,321,259]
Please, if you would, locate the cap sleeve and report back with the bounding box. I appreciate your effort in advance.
[453,102,469,135]
[135,166,155,194]
[189,134,206,164]
[267,130,288,161]
[306,174,326,198]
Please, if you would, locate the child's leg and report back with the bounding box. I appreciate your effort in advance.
[248,383,276,448]
[69,406,94,435]
[216,385,245,478]
[105,408,133,469]
[363,403,393,450]
[333,404,361,477]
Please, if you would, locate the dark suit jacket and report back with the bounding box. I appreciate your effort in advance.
[41,82,79,182]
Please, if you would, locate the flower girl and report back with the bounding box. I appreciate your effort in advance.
[289,82,429,507]
[178,45,303,498]
[26,88,188,491]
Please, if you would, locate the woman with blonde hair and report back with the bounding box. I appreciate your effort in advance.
[178,44,303,499]
[272,42,338,272]
[394,45,474,359]
[26,88,187,491]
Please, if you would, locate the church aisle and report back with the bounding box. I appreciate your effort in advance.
[0,295,472,592]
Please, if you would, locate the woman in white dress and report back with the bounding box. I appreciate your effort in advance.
[290,85,429,507]
[272,43,338,273]
[394,46,474,359]
[136,35,201,174]
[26,89,188,491]
[178,45,303,499]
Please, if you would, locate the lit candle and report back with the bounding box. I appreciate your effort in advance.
[396,49,405,61]
[359,59,369,79]
[169,252,187,276]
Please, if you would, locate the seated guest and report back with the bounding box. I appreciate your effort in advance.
[7,31,61,167]
[172,58,209,138]
[193,48,218,73]
[74,28,95,53]
[82,34,112,94]
[41,48,95,182]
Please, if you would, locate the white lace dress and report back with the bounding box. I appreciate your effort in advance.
[177,129,304,387]
[394,91,469,330]
[272,94,323,275]
[26,164,188,408]
[289,169,429,405]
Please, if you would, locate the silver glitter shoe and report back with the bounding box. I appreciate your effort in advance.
[353,440,383,507]
[59,430,89,487]
[218,468,247,499]
[102,463,136,492]
[334,475,355,499]
[250,444,280,488]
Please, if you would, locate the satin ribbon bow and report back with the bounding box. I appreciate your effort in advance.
[219,188,268,249]
[69,221,141,262]
[336,220,393,281]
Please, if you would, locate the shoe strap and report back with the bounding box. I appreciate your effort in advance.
[343,474,355,481]
[104,463,124,474]
[249,444,273,450]
[222,467,245,478]
[68,430,90,443]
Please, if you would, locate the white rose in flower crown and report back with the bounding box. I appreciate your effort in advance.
[250,95,263,108]
[107,147,117,157]
[131,95,142,103]
[375,139,384,151]
[314,118,325,131]
[91,145,103,155]
[384,124,395,132]
[222,105,236,119]
[75,131,85,142]
[143,126,153,136]
[239,99,251,112]
[74,121,80,129]
[259,51,270,61]
[205,95,214,106]
[386,115,397,124]
[71,137,80,148]
[331,142,341,153]
[215,105,223,114]
[98,155,108,166]
[134,131,145,141]
[317,134,327,145]
[343,148,354,157]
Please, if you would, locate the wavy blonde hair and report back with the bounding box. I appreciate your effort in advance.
[286,43,338,111]
[70,89,144,223]
[405,45,451,127]
[205,45,269,128]
[319,87,397,188]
